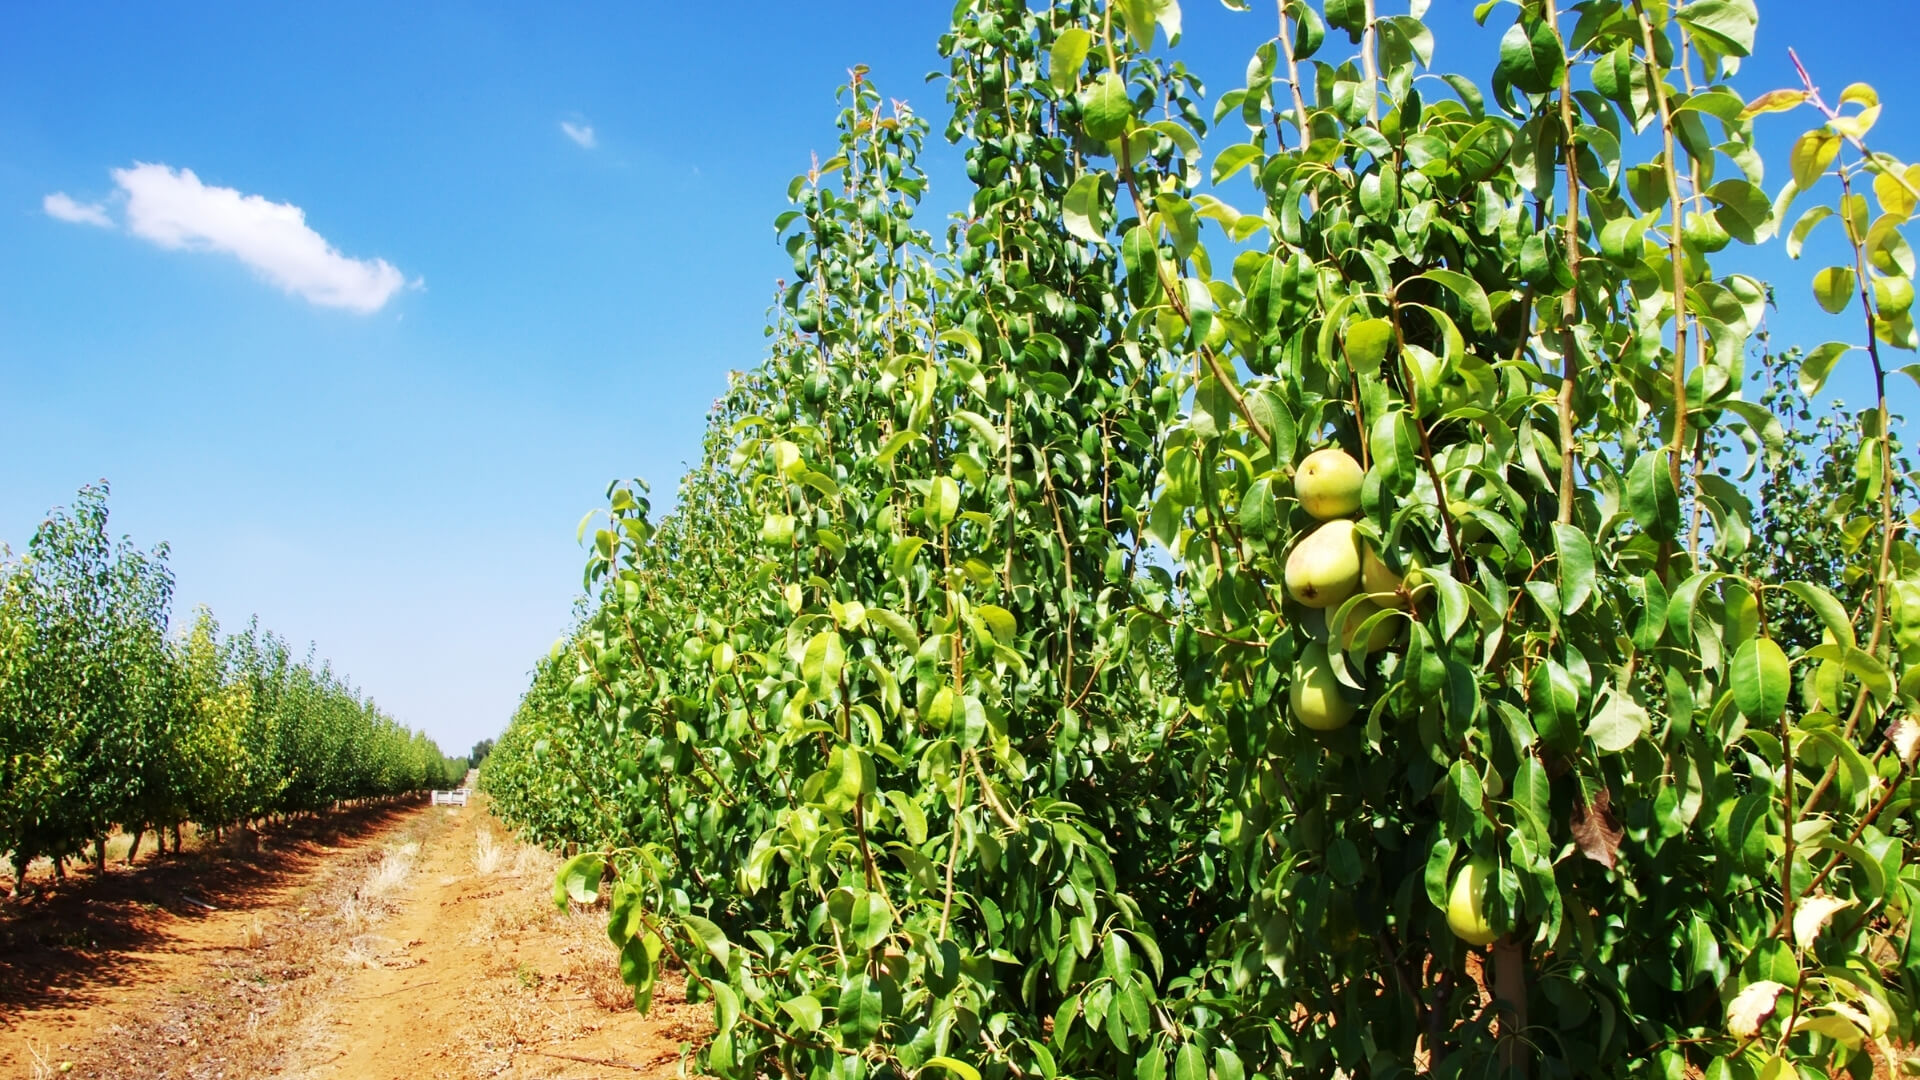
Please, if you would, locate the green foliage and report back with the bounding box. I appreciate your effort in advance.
[488,2,1920,1077]
[0,484,457,880]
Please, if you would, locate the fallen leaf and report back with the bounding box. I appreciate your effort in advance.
[1570,787,1623,870]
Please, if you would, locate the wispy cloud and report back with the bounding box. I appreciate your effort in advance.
[43,192,112,227]
[560,119,597,149]
[60,163,409,313]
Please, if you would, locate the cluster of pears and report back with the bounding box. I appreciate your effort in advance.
[1281,447,1415,732]
[1279,449,1499,946]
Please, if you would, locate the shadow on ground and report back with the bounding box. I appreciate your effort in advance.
[0,802,416,1023]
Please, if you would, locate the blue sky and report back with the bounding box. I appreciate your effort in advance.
[3,2,1915,756]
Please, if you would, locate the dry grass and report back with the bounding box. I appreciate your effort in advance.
[22,1039,65,1080]
[511,841,554,878]
[474,826,507,875]
[568,930,638,1013]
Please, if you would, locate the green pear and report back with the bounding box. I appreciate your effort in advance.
[1361,546,1401,598]
[1294,447,1364,520]
[1285,519,1361,609]
[1362,546,1432,609]
[1335,598,1397,653]
[1446,855,1498,946]
[1291,642,1357,731]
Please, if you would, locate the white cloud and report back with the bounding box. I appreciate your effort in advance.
[560,120,597,149]
[110,163,407,313]
[43,192,113,227]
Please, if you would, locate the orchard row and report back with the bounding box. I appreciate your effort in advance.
[1,484,463,883]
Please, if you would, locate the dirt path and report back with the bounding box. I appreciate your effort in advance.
[1,799,707,1078]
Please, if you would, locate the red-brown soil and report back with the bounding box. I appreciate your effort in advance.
[0,798,706,1078]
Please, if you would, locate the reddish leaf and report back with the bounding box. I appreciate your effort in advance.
[1571,788,1623,870]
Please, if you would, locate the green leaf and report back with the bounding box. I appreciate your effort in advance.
[1813,266,1857,314]
[1497,18,1564,96]
[553,851,605,910]
[1324,0,1365,41]
[1286,1,1325,60]
[803,630,845,698]
[1867,215,1916,276]
[1587,689,1648,753]
[1874,274,1914,318]
[1123,226,1162,305]
[780,994,824,1032]
[1049,28,1092,93]
[1411,268,1492,332]
[1081,74,1134,142]
[925,475,961,528]
[952,410,1005,454]
[1677,0,1757,57]
[891,536,927,580]
[1791,129,1841,191]
[920,1057,983,1080]
[1327,836,1364,885]
[837,971,883,1044]
[619,933,658,1008]
[1064,173,1109,245]
[1238,476,1279,541]
[1708,179,1774,244]
[1600,215,1649,264]
[884,789,928,844]
[1425,836,1456,909]
[1531,659,1581,752]
[1797,341,1852,396]
[1782,581,1855,647]
[1553,523,1596,617]
[845,889,893,950]
[1731,637,1790,724]
[975,604,1017,646]
[1807,642,1894,704]
[1786,205,1831,259]
[1212,143,1263,186]
[866,608,922,657]
[682,913,732,968]
[1512,757,1550,847]
[1625,452,1681,540]
[1874,163,1920,220]
[1174,1043,1208,1080]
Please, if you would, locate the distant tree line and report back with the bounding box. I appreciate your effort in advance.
[0,483,463,889]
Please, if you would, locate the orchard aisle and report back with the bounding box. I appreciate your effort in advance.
[278,795,708,1079]
[0,802,429,1077]
[1,799,707,1078]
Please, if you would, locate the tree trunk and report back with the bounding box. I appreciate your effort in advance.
[125,829,143,865]
[94,837,107,870]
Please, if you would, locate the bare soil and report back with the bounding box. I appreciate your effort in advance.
[0,798,707,1078]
